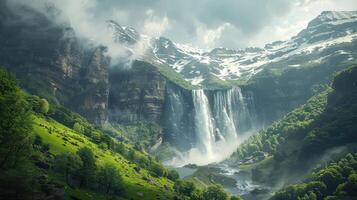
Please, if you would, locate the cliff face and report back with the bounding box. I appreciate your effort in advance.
[0,2,171,125]
[0,3,109,124]
[108,61,166,124]
[243,59,354,126]
[1,0,355,152]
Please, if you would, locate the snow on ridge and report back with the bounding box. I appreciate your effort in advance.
[107,11,357,87]
[318,11,357,22]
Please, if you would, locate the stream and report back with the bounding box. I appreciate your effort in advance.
[174,163,272,200]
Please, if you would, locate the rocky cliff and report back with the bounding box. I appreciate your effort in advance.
[0,1,109,124]
[1,0,357,157]
[108,61,166,124]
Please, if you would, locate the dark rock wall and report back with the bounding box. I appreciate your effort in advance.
[244,58,354,126]
[0,3,109,124]
[108,61,167,124]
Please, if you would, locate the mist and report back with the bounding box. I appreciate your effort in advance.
[6,0,169,67]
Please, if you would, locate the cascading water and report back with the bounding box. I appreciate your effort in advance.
[212,88,239,142]
[165,86,256,166]
[192,89,216,157]
[164,84,196,150]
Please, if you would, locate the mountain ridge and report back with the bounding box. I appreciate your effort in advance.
[108,10,357,88]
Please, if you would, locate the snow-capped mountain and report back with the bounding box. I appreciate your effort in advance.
[108,11,357,88]
[108,20,140,45]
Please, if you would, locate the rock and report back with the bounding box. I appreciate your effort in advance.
[183,164,199,169]
[108,61,166,124]
[0,5,109,124]
[163,184,169,190]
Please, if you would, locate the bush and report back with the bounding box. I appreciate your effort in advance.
[27,96,49,114]
[168,169,180,181]
[53,153,82,185]
[174,180,196,197]
[77,147,96,187]
[73,122,85,134]
[150,162,168,177]
[97,164,124,194]
[202,184,229,200]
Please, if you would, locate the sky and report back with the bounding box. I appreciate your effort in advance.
[10,0,357,50]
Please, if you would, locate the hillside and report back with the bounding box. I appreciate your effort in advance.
[31,115,175,200]
[225,65,357,197]
[1,1,357,199]
[0,68,176,200]
[271,153,357,200]
[0,66,244,200]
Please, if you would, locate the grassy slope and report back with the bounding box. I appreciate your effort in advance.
[226,66,357,189]
[32,115,175,200]
[142,56,233,90]
[140,57,197,90]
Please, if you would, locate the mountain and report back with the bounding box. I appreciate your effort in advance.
[271,153,357,200]
[1,1,357,199]
[224,66,357,198]
[0,1,110,124]
[1,0,357,162]
[0,67,177,200]
[108,11,357,88]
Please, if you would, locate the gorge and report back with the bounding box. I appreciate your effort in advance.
[1,1,357,199]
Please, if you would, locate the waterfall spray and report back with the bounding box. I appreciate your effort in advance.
[165,86,256,166]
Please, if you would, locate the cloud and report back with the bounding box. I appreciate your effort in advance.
[142,10,169,38]
[7,0,357,50]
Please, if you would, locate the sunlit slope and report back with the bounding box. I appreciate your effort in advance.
[32,115,175,200]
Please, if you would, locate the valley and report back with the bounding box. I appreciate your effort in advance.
[1,1,357,200]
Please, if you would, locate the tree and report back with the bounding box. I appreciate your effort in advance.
[202,184,229,200]
[174,180,196,197]
[127,148,137,161]
[0,68,38,199]
[0,69,32,169]
[53,153,82,185]
[335,173,357,196]
[77,147,96,187]
[115,142,126,155]
[39,98,49,114]
[97,164,123,194]
[168,169,180,181]
[27,96,49,114]
[190,189,203,200]
[73,122,85,134]
[150,162,168,177]
[314,168,343,193]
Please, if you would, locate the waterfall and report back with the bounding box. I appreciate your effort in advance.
[164,86,256,166]
[166,86,185,142]
[192,89,216,157]
[212,88,239,142]
[164,84,195,150]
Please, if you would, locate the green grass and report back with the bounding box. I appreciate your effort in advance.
[239,156,273,173]
[139,56,196,90]
[32,115,175,200]
[155,62,197,90]
[201,74,232,90]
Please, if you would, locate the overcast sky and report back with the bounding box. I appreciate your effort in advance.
[12,0,357,50]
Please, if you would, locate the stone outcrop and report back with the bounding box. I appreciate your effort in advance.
[108,61,166,124]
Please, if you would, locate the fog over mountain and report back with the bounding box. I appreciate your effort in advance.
[9,0,357,49]
[1,1,357,200]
